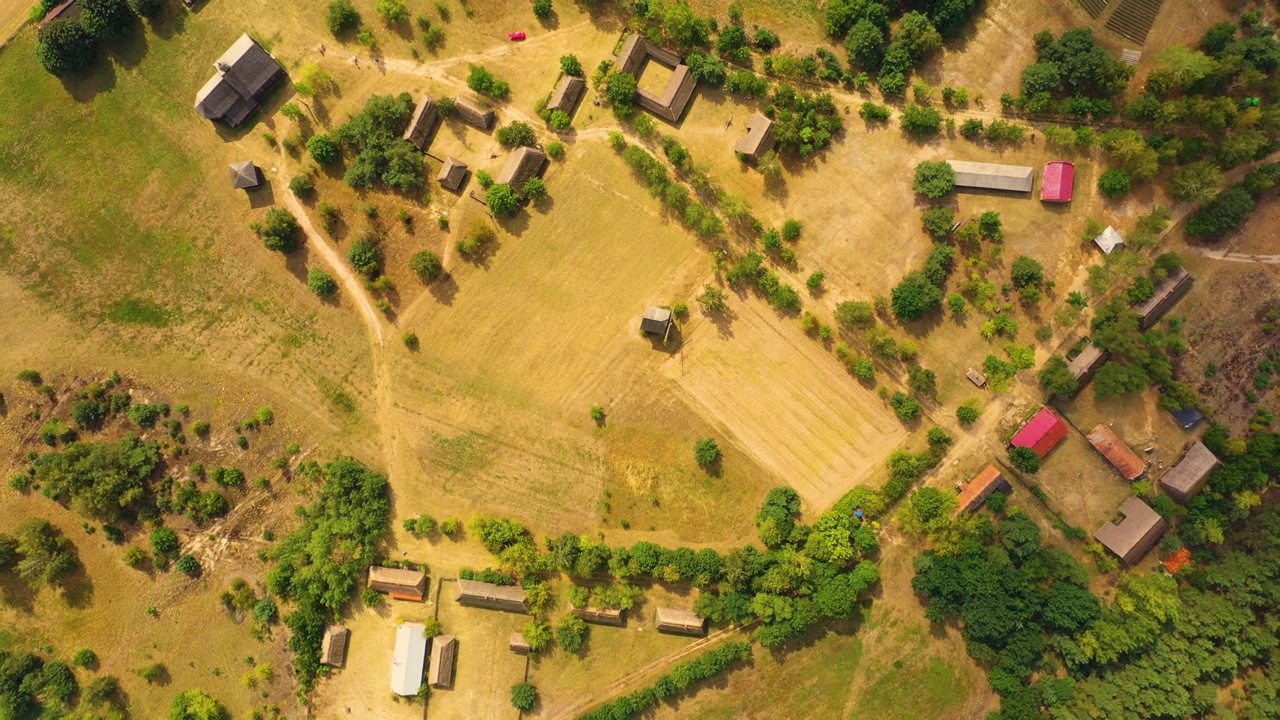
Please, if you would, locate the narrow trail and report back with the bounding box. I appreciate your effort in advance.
[1188,248,1280,265]
[547,621,758,720]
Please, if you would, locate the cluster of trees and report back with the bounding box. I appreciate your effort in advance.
[725,251,800,311]
[265,458,390,687]
[579,642,751,720]
[34,0,156,77]
[826,0,981,94]
[890,242,954,322]
[1016,29,1133,115]
[466,64,510,99]
[612,134,724,239]
[1186,162,1280,238]
[30,435,160,523]
[0,520,80,588]
[332,94,424,193]
[0,649,85,718]
[766,86,843,157]
[1179,424,1280,550]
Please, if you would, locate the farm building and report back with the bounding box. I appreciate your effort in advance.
[402,95,439,151]
[228,161,262,190]
[1134,268,1193,329]
[947,160,1035,193]
[195,34,286,128]
[1010,407,1068,459]
[615,34,697,123]
[496,146,547,192]
[965,367,987,388]
[655,608,707,636]
[640,306,673,340]
[367,566,428,601]
[438,157,469,192]
[38,0,78,28]
[320,625,349,668]
[452,96,495,130]
[1159,441,1221,504]
[1086,424,1146,480]
[390,623,427,697]
[510,632,531,655]
[1094,497,1167,565]
[954,464,1012,515]
[456,578,528,613]
[1170,407,1204,429]
[1040,161,1074,202]
[1067,344,1109,387]
[427,635,457,689]
[574,607,626,626]
[1094,226,1125,254]
[734,113,775,162]
[548,75,586,114]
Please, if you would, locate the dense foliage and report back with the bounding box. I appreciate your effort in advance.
[765,86,842,156]
[579,642,751,720]
[334,94,424,192]
[32,435,160,522]
[35,19,95,77]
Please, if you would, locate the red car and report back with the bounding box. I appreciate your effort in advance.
[508,31,526,40]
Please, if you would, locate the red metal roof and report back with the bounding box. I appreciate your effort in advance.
[1040,161,1074,202]
[1010,407,1068,458]
[1086,424,1146,480]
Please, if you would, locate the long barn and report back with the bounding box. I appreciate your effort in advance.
[947,160,1035,193]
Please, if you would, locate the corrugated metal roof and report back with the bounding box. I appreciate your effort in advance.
[1094,226,1125,254]
[947,160,1035,193]
[1010,407,1068,458]
[1086,424,1146,480]
[390,623,427,696]
[1041,161,1074,202]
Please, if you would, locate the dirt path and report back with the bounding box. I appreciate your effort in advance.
[546,621,758,720]
[1188,248,1280,264]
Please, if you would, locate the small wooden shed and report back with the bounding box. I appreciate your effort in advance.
[438,157,469,192]
[654,608,706,637]
[367,566,428,601]
[455,578,528,613]
[229,161,262,190]
[427,635,457,689]
[403,95,439,151]
[509,632,531,655]
[965,367,987,388]
[319,625,349,668]
[640,307,673,342]
[452,96,495,130]
[574,607,625,626]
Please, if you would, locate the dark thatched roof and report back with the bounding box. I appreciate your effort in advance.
[495,146,547,193]
[438,157,469,191]
[195,34,284,127]
[453,96,495,130]
[1159,441,1220,504]
[229,161,261,189]
[403,95,439,151]
[548,75,586,114]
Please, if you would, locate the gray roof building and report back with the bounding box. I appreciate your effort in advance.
[640,306,673,338]
[1094,226,1125,254]
[456,578,528,613]
[438,157,469,192]
[195,34,286,127]
[1094,497,1167,565]
[509,632,531,655]
[1159,441,1221,504]
[390,623,427,697]
[403,95,439,151]
[548,75,586,114]
[427,635,456,689]
[947,160,1035,193]
[1133,267,1193,329]
[452,96,495,130]
[734,113,775,161]
[655,607,706,636]
[229,161,262,189]
[495,146,547,193]
[1067,344,1109,387]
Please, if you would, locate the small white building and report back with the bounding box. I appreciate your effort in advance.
[390,623,427,697]
[1094,226,1125,254]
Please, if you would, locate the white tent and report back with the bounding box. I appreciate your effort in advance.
[390,623,427,696]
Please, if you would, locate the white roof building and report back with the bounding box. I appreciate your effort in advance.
[390,622,427,697]
[1094,226,1125,254]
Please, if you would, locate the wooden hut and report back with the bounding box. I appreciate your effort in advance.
[427,635,456,689]
[195,34,286,127]
[614,33,697,123]
[229,161,262,190]
[509,632,531,655]
[455,578,528,613]
[438,157,469,192]
[547,75,586,114]
[495,146,547,192]
[574,607,625,626]
[403,95,439,151]
[1067,344,1108,387]
[1159,441,1221,504]
[965,367,987,388]
[452,96,495,130]
[734,113,774,161]
[1133,268,1193,329]
[319,625,349,668]
[654,608,706,636]
[367,566,428,601]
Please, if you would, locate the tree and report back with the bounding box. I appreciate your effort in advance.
[900,104,942,137]
[307,267,338,297]
[845,19,886,70]
[1097,169,1131,199]
[79,0,134,39]
[486,183,520,215]
[15,520,79,586]
[891,272,943,321]
[698,284,727,312]
[326,0,360,35]
[150,526,179,557]
[409,250,443,283]
[1094,361,1149,398]
[347,240,382,276]
[1038,355,1078,397]
[899,487,956,535]
[896,12,942,60]
[169,689,230,720]
[605,71,638,116]
[83,675,120,706]
[913,161,956,198]
[306,134,340,165]
[522,177,547,201]
[1010,256,1044,288]
[35,19,95,77]
[127,0,163,17]
[695,438,721,465]
[1186,185,1255,237]
[176,554,201,577]
[921,206,955,238]
[560,54,583,77]
[1009,446,1040,474]
[890,392,922,421]
[250,208,300,253]
[496,121,537,148]
[521,620,551,653]
[511,682,538,712]
[834,300,874,327]
[374,0,408,23]
[533,0,552,19]
[956,402,979,425]
[555,614,587,653]
[1021,62,1062,96]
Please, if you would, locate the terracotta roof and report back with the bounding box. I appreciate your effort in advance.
[1087,424,1145,480]
[1040,161,1074,202]
[1162,547,1192,574]
[1010,407,1068,458]
[954,464,1012,514]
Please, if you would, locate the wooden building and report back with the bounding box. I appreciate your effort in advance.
[547,75,586,114]
[1133,268,1193,329]
[947,160,1035,193]
[427,635,456,689]
[403,95,439,151]
[320,625,349,668]
[574,607,626,626]
[654,608,706,636]
[495,146,547,192]
[509,632,531,655]
[229,161,262,190]
[455,578,528,613]
[452,96,496,130]
[734,113,775,162]
[367,566,428,601]
[195,34,286,127]
[1159,441,1221,504]
[438,157,469,192]
[1095,497,1167,565]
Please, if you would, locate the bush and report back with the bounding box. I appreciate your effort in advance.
[123,545,148,567]
[307,267,338,298]
[137,663,166,683]
[176,554,201,577]
[1009,446,1040,474]
[496,121,537,148]
[782,219,802,241]
[806,272,824,292]
[36,19,95,77]
[170,690,229,720]
[546,141,565,159]
[409,250,443,283]
[375,0,408,23]
[288,175,315,198]
[590,405,605,422]
[79,0,134,40]
[890,392,922,421]
[326,0,361,35]
[859,102,891,122]
[73,648,97,668]
[1097,169,1131,199]
[486,183,521,215]
[362,587,382,608]
[83,675,119,707]
[694,438,721,465]
[533,0,551,18]
[960,118,983,139]
[150,527,179,557]
[891,272,943,321]
[467,64,510,99]
[956,403,979,425]
[522,177,547,201]
[512,682,538,711]
[921,207,955,239]
[250,208,300,253]
[900,104,942,137]
[555,614,587,653]
[560,54,583,77]
[347,240,382,276]
[913,161,956,199]
[306,134,340,165]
